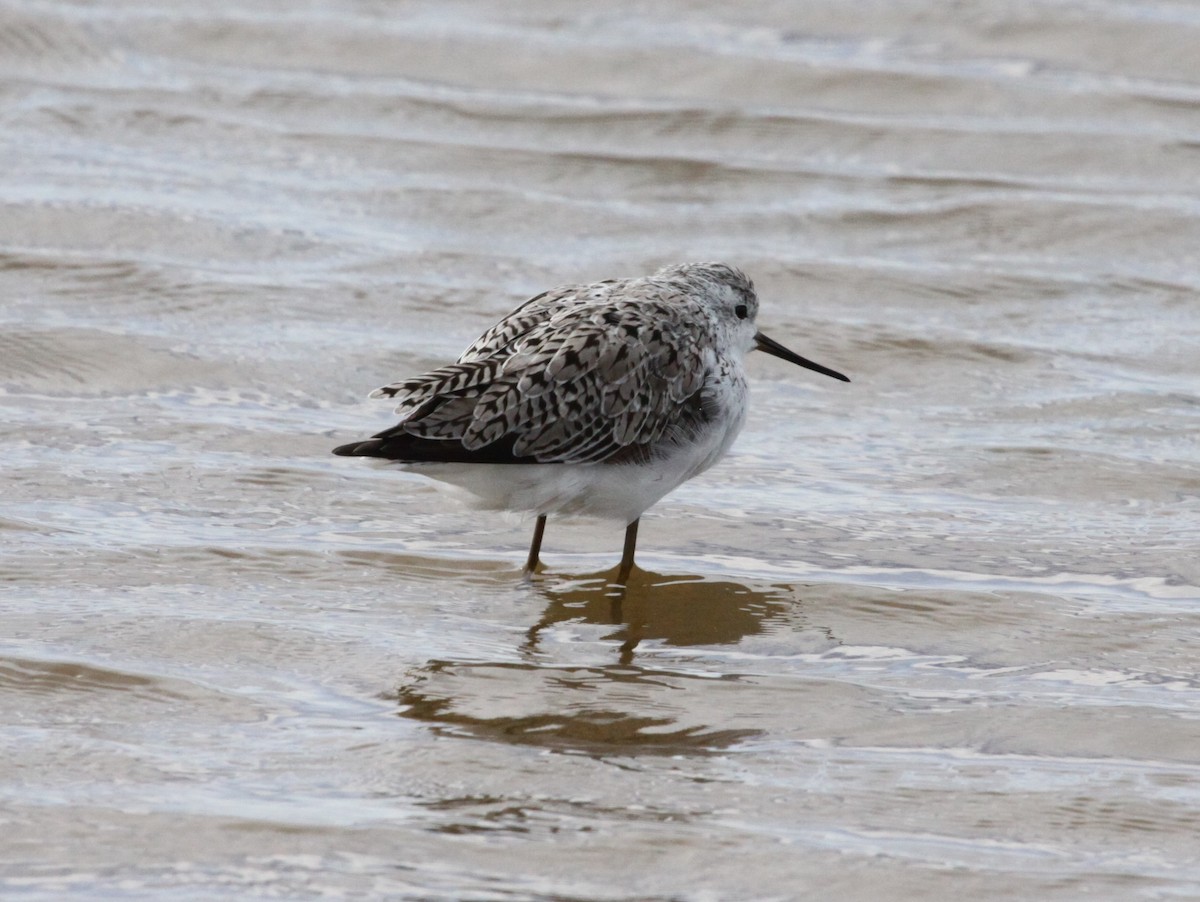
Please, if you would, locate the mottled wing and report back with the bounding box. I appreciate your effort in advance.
[366,282,614,418]
[463,295,711,463]
[456,281,618,364]
[353,287,713,465]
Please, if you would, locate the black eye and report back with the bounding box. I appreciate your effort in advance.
[735,304,748,320]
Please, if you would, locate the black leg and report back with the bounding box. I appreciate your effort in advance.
[616,518,639,583]
[524,515,547,576]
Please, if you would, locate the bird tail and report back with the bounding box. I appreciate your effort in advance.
[332,427,535,465]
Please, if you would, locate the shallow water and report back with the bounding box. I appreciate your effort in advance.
[3,1,1200,899]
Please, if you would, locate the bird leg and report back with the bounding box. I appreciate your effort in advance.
[616,518,639,584]
[523,515,547,576]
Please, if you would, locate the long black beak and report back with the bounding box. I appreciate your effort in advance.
[755,331,850,382]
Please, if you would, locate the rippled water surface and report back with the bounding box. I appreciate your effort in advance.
[3,1,1200,899]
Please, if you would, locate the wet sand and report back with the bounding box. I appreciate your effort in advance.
[2,2,1199,899]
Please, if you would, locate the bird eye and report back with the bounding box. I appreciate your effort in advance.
[735,304,748,320]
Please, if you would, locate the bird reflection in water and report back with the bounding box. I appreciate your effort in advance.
[395,568,832,757]
[522,565,799,665]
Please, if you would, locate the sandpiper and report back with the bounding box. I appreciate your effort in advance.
[334,263,848,580]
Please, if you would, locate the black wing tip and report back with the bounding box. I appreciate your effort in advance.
[332,439,385,457]
[333,431,539,465]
